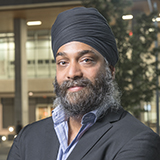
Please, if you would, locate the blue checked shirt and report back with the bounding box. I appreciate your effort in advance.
[52,105,99,160]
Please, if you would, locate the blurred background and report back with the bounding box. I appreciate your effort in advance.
[0,0,160,158]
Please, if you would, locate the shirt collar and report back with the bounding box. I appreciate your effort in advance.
[52,105,100,125]
[52,105,68,125]
[81,110,97,125]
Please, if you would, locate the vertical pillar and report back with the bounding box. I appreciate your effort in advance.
[0,98,2,131]
[14,18,28,127]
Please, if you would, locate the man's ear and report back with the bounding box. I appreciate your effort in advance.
[109,65,115,79]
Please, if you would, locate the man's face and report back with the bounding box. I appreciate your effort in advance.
[56,41,105,88]
[55,41,108,116]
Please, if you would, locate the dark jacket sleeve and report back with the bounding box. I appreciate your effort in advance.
[114,130,160,160]
[7,117,59,160]
[7,125,27,160]
[68,110,160,160]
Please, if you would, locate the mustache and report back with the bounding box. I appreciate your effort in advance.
[59,78,92,91]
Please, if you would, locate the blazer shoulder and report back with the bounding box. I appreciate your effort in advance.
[8,117,59,160]
[18,116,54,139]
[101,107,159,141]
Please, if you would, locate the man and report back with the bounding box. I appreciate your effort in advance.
[15,120,22,135]
[7,7,160,160]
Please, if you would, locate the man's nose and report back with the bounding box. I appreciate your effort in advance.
[67,62,83,80]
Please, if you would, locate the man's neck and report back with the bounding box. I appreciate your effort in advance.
[68,116,82,145]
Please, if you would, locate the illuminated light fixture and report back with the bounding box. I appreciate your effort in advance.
[129,31,133,36]
[0,33,14,37]
[2,136,7,141]
[29,92,33,96]
[8,126,14,132]
[149,28,154,32]
[152,17,160,22]
[27,21,42,26]
[122,15,133,20]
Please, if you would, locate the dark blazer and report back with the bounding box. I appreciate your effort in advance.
[7,108,160,160]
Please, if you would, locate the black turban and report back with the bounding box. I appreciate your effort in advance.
[51,7,118,66]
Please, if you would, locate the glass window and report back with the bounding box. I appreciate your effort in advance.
[0,33,14,79]
[0,30,56,79]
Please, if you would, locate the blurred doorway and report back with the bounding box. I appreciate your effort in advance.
[36,104,54,121]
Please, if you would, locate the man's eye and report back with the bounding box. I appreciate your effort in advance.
[58,61,67,66]
[83,58,93,63]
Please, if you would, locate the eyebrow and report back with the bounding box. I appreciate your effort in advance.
[56,49,97,58]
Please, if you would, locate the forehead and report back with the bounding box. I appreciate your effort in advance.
[56,41,104,59]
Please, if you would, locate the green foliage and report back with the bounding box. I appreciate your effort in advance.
[117,11,159,110]
[82,0,160,115]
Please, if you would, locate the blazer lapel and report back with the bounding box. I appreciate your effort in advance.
[42,117,60,160]
[67,108,125,160]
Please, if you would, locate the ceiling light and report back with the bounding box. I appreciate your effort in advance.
[2,136,7,141]
[149,28,154,32]
[27,21,42,26]
[152,17,160,22]
[122,15,133,20]
[8,126,14,132]
[28,92,33,96]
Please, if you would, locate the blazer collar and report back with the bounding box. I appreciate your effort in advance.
[43,117,60,160]
[67,107,125,160]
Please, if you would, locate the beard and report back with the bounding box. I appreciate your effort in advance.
[53,65,120,118]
